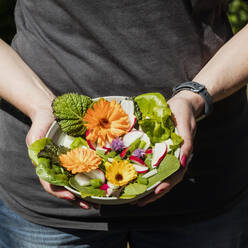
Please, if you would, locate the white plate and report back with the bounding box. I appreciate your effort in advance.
[46,96,175,205]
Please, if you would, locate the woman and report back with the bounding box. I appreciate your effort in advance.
[1,0,248,247]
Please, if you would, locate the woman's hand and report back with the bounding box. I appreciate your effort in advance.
[136,90,204,207]
[26,107,92,210]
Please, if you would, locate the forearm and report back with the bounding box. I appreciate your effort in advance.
[176,24,248,117]
[194,24,248,103]
[0,39,55,120]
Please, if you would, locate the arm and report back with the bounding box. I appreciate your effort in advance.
[138,24,248,206]
[0,39,90,209]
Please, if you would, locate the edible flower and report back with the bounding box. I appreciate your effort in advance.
[106,160,137,186]
[132,148,145,158]
[83,98,130,147]
[111,138,125,152]
[59,147,101,174]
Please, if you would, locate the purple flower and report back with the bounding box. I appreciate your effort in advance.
[111,138,125,152]
[132,149,145,158]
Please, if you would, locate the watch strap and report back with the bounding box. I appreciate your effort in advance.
[172,81,213,116]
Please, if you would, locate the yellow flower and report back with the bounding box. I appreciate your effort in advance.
[83,98,130,147]
[59,148,101,174]
[106,160,137,186]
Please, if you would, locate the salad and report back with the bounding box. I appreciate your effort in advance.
[28,93,182,203]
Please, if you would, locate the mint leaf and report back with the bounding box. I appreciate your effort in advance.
[148,154,180,188]
[123,183,147,196]
[52,93,93,136]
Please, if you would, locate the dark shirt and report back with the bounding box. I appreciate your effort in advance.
[1,0,248,230]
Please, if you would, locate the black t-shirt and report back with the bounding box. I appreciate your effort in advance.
[1,0,248,230]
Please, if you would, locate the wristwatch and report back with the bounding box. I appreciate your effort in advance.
[172,81,213,116]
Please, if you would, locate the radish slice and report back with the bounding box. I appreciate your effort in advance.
[129,155,146,166]
[129,156,148,173]
[164,138,173,152]
[132,163,149,173]
[123,130,143,147]
[120,147,129,159]
[108,158,114,163]
[145,149,153,154]
[86,140,96,150]
[107,182,119,190]
[151,142,167,168]
[83,169,105,183]
[140,133,151,150]
[74,173,91,186]
[120,100,136,131]
[85,130,96,150]
[174,148,180,159]
[100,183,109,191]
[142,169,158,178]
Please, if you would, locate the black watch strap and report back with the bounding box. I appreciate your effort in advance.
[172,81,213,116]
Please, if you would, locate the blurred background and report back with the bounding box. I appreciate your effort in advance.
[1,0,248,45]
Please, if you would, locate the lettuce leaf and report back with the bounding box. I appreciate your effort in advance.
[135,93,171,121]
[123,183,147,196]
[134,93,172,144]
[52,93,93,136]
[36,158,70,186]
[38,142,69,165]
[28,138,53,166]
[169,132,183,153]
[148,154,180,188]
[28,138,70,186]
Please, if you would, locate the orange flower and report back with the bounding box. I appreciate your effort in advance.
[83,98,130,147]
[59,147,101,174]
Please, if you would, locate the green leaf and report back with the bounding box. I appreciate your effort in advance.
[79,186,106,197]
[70,137,89,149]
[28,138,53,166]
[137,175,148,185]
[134,93,173,144]
[69,177,106,196]
[123,183,147,196]
[52,93,93,136]
[135,93,171,121]
[120,194,137,199]
[36,158,70,186]
[38,142,69,165]
[90,179,103,188]
[171,132,183,146]
[144,154,153,170]
[148,154,180,188]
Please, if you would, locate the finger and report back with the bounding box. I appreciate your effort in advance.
[26,121,52,147]
[72,199,92,210]
[39,178,75,200]
[40,179,92,210]
[137,187,170,207]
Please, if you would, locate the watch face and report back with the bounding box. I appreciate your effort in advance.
[191,82,205,93]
